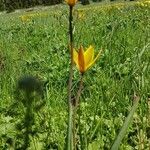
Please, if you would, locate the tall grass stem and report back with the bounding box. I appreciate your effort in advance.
[67,5,74,150]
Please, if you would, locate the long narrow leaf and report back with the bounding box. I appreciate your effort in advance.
[111,97,139,150]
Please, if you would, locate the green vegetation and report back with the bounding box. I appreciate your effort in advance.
[0,1,150,149]
[0,0,138,12]
[0,0,63,12]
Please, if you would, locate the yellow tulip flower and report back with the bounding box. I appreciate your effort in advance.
[65,0,78,7]
[73,45,102,73]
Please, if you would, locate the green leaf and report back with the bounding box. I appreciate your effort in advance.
[111,97,139,150]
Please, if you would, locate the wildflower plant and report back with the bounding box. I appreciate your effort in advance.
[65,0,101,149]
[65,0,141,150]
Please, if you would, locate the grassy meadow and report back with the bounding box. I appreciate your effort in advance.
[0,1,150,149]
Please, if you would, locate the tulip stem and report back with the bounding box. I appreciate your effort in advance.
[69,6,73,45]
[73,74,84,150]
[67,5,74,150]
[75,74,84,109]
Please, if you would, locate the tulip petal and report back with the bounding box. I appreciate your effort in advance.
[84,45,94,70]
[86,49,103,70]
[78,46,85,73]
[73,49,78,64]
[73,48,80,70]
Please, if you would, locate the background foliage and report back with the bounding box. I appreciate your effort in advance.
[0,0,137,12]
[0,0,63,12]
[0,1,150,149]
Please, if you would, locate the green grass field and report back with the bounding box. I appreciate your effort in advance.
[0,1,150,149]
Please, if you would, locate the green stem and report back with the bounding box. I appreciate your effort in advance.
[23,92,32,149]
[24,107,31,149]
[67,5,74,150]
[73,74,84,150]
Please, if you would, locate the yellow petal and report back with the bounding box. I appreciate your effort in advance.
[73,48,80,70]
[84,45,94,69]
[78,46,85,73]
[73,48,78,65]
[86,49,103,70]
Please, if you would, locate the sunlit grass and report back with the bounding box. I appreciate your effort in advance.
[0,1,150,149]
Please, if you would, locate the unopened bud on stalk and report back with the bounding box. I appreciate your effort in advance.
[65,0,78,7]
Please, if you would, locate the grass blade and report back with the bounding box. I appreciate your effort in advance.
[111,96,140,150]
